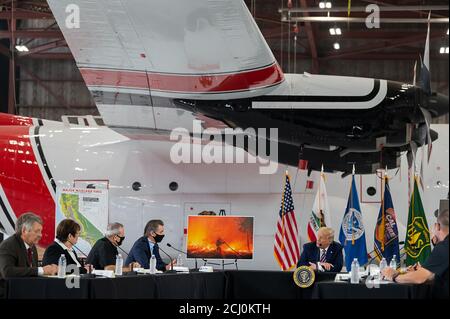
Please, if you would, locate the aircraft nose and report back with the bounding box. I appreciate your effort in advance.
[427,93,449,118]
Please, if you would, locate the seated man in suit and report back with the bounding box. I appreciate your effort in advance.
[0,213,58,298]
[126,219,175,271]
[42,219,88,274]
[86,222,126,270]
[297,227,343,272]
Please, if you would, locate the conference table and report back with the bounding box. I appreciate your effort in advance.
[5,270,434,299]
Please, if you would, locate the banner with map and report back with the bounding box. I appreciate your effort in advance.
[56,187,108,253]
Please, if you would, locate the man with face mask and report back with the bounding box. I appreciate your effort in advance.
[86,222,126,270]
[126,219,175,271]
[382,209,449,299]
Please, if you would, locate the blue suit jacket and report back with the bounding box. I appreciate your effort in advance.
[125,236,166,271]
[297,241,343,272]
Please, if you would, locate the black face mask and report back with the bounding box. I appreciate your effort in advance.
[153,234,165,243]
[116,236,125,246]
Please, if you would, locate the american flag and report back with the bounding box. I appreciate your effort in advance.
[274,172,300,270]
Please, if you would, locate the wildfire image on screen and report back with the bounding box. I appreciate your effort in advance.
[187,216,254,259]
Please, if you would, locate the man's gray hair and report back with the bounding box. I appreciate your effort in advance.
[437,209,449,229]
[105,222,124,237]
[15,213,42,235]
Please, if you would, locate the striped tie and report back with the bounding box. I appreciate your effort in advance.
[320,249,326,263]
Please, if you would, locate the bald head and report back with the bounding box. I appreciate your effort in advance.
[317,227,334,249]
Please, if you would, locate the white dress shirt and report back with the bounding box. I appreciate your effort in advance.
[55,239,81,267]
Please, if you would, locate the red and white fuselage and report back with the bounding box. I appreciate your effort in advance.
[1,113,448,269]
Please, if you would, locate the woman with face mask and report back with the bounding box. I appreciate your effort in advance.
[42,219,88,274]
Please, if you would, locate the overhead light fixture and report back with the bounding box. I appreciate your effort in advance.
[447,28,449,35]
[15,45,29,52]
[329,27,342,36]
[333,42,340,50]
[439,46,449,54]
[319,2,332,9]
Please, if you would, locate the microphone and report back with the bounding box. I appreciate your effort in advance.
[73,245,95,277]
[73,245,88,258]
[167,243,197,269]
[158,245,177,273]
[117,246,129,257]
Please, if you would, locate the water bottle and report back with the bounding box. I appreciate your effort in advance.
[149,255,157,274]
[57,254,66,278]
[115,254,123,276]
[380,257,388,273]
[350,258,359,284]
[389,255,397,270]
[177,254,183,266]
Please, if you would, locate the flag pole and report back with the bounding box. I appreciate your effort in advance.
[380,168,387,252]
[280,171,289,253]
[351,164,355,245]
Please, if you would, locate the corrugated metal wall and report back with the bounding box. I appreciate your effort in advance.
[18,59,97,120]
[17,20,97,121]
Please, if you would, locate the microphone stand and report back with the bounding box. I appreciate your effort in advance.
[158,245,177,273]
[117,246,129,257]
[73,245,95,278]
[167,243,197,270]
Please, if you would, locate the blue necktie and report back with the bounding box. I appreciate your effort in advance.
[153,244,162,265]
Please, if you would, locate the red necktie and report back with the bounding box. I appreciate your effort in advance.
[27,248,33,266]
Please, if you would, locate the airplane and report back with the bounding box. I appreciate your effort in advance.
[0,0,448,270]
[44,0,448,176]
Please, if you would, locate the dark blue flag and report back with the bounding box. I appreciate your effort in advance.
[339,175,368,270]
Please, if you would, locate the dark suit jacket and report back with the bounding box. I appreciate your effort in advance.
[297,241,343,272]
[0,234,39,298]
[42,241,87,274]
[125,236,166,271]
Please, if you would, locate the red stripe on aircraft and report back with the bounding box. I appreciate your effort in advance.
[0,113,33,126]
[79,63,284,93]
[0,126,55,247]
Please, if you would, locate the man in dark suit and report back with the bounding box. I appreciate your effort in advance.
[0,213,58,298]
[126,219,174,271]
[297,227,343,272]
[42,219,87,274]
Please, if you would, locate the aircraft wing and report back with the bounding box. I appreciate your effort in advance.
[47,0,284,101]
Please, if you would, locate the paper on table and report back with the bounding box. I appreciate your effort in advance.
[135,268,163,274]
[173,266,189,272]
